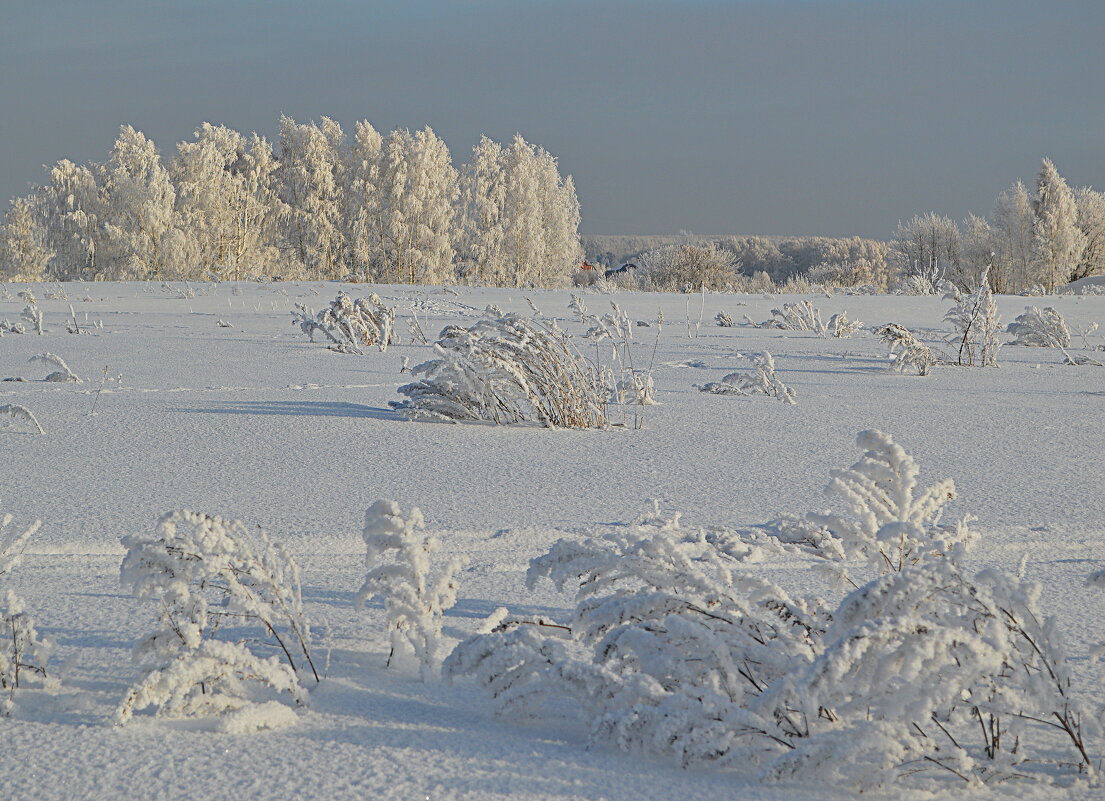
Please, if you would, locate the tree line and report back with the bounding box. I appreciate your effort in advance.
[0,118,583,287]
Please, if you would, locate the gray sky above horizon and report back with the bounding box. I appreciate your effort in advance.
[2,0,1103,239]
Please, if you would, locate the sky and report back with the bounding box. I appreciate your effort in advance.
[1,0,1103,238]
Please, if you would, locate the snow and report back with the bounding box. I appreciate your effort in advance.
[1,279,1103,800]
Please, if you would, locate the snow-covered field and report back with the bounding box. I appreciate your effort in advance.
[1,280,1103,800]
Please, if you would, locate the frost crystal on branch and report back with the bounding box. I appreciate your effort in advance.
[117,510,315,728]
[356,500,465,681]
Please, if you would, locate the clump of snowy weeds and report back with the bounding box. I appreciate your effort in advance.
[447,431,1096,789]
[292,291,398,353]
[0,503,54,715]
[1007,306,1072,348]
[356,500,466,682]
[875,323,936,375]
[697,351,796,404]
[117,510,317,730]
[392,309,607,428]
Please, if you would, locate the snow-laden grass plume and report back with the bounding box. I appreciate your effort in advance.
[356,500,466,682]
[392,311,607,428]
[292,292,398,354]
[447,431,1094,790]
[0,503,53,715]
[30,353,81,383]
[1007,306,1072,348]
[0,404,45,434]
[117,510,316,729]
[875,323,936,375]
[696,351,796,403]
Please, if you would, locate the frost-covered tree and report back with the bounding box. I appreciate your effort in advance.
[890,213,961,291]
[460,135,509,284]
[0,197,53,280]
[276,116,347,279]
[172,123,279,279]
[38,160,102,280]
[97,126,195,280]
[989,181,1036,294]
[344,120,385,281]
[117,510,315,727]
[356,500,465,681]
[1073,186,1105,282]
[459,134,583,287]
[1031,159,1086,293]
[376,127,459,284]
[640,242,736,291]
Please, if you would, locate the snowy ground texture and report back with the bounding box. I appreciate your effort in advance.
[1,279,1103,801]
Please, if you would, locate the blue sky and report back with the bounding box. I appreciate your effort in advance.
[2,0,1103,237]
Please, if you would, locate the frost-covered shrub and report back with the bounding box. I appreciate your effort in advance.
[117,510,316,728]
[291,291,398,353]
[944,273,1001,366]
[804,430,973,571]
[715,311,734,327]
[0,504,53,715]
[392,312,607,428]
[356,500,465,682]
[447,435,1094,788]
[697,351,796,404]
[875,323,936,376]
[1007,306,1072,348]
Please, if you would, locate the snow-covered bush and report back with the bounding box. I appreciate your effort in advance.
[715,311,734,327]
[1007,306,1072,348]
[697,351,796,404]
[117,510,316,728]
[30,353,80,383]
[875,323,936,375]
[392,312,607,428]
[18,291,43,335]
[1,404,45,435]
[356,500,465,682]
[0,504,53,715]
[447,434,1094,788]
[291,292,398,353]
[944,273,1001,366]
